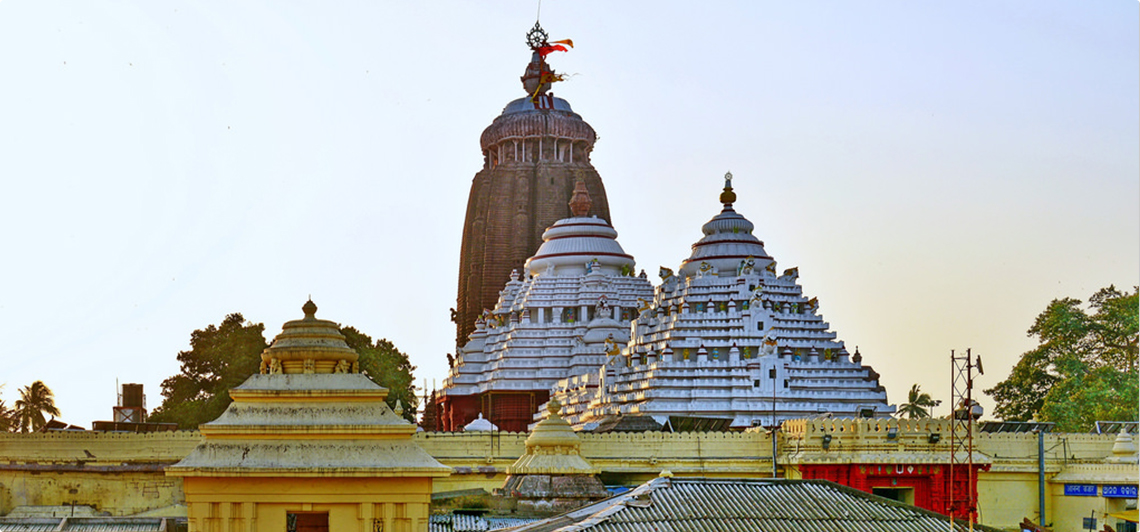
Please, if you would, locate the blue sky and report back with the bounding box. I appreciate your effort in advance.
[1,1,1136,427]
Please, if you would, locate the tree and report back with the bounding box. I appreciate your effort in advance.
[340,327,418,423]
[149,313,267,430]
[898,384,938,419]
[14,380,61,432]
[0,385,15,432]
[985,286,1138,432]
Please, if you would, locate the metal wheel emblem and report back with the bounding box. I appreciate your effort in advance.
[526,22,549,49]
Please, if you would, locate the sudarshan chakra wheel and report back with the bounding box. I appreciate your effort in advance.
[526,21,548,49]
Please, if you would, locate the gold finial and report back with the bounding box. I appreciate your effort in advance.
[719,171,737,206]
[658,469,674,478]
[302,299,318,318]
[394,400,405,416]
[569,180,592,217]
[547,397,563,415]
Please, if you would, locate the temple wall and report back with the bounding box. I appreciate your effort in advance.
[0,426,1131,532]
[0,431,201,516]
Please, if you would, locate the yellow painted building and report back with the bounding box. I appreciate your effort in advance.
[165,301,450,532]
[2,423,1136,531]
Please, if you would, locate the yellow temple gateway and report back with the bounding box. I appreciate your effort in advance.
[165,301,450,532]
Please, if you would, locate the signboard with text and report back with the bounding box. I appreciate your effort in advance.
[1102,485,1138,498]
[1064,484,1097,496]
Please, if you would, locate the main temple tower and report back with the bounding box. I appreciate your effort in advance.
[454,23,611,345]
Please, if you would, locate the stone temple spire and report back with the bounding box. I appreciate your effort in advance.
[454,24,611,346]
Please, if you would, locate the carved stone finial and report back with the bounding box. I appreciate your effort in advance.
[547,397,563,415]
[569,180,592,217]
[302,299,318,318]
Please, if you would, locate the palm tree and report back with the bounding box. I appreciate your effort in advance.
[898,384,938,419]
[14,381,61,433]
[0,401,13,432]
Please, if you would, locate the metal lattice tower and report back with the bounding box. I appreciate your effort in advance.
[948,348,982,530]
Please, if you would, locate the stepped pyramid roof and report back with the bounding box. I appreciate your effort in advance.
[547,177,894,430]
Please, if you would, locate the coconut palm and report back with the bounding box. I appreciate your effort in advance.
[0,397,14,432]
[898,384,938,419]
[14,380,61,433]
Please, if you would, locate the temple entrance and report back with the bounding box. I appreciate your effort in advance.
[872,487,915,505]
[286,512,329,532]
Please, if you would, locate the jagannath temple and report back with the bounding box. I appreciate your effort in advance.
[0,22,1136,532]
[441,23,894,432]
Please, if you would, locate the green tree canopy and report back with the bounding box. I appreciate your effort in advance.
[985,285,1138,432]
[340,327,418,423]
[149,313,268,429]
[14,380,61,433]
[898,384,938,419]
[0,385,16,432]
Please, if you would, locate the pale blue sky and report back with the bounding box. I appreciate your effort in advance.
[1,1,1136,427]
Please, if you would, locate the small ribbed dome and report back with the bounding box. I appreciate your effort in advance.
[679,179,773,278]
[463,413,499,432]
[526,217,635,276]
[259,300,359,375]
[507,399,599,475]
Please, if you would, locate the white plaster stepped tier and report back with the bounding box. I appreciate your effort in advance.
[525,218,634,275]
[169,440,451,476]
[202,374,413,431]
[441,201,654,400]
[169,374,447,476]
[544,178,894,430]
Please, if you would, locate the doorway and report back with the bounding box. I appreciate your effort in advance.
[287,512,329,532]
[871,487,915,505]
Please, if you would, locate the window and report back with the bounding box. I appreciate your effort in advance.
[768,368,777,379]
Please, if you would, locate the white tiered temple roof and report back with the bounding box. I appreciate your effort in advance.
[440,183,655,401]
[547,175,896,430]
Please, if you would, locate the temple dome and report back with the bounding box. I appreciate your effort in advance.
[463,413,499,432]
[480,97,596,152]
[258,300,359,375]
[679,176,773,277]
[525,183,635,276]
[525,217,634,276]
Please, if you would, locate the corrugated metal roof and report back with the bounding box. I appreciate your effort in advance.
[0,518,168,532]
[0,522,60,532]
[429,515,540,532]
[65,520,164,532]
[504,478,1002,532]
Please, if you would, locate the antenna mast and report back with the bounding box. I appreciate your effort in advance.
[948,348,982,531]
